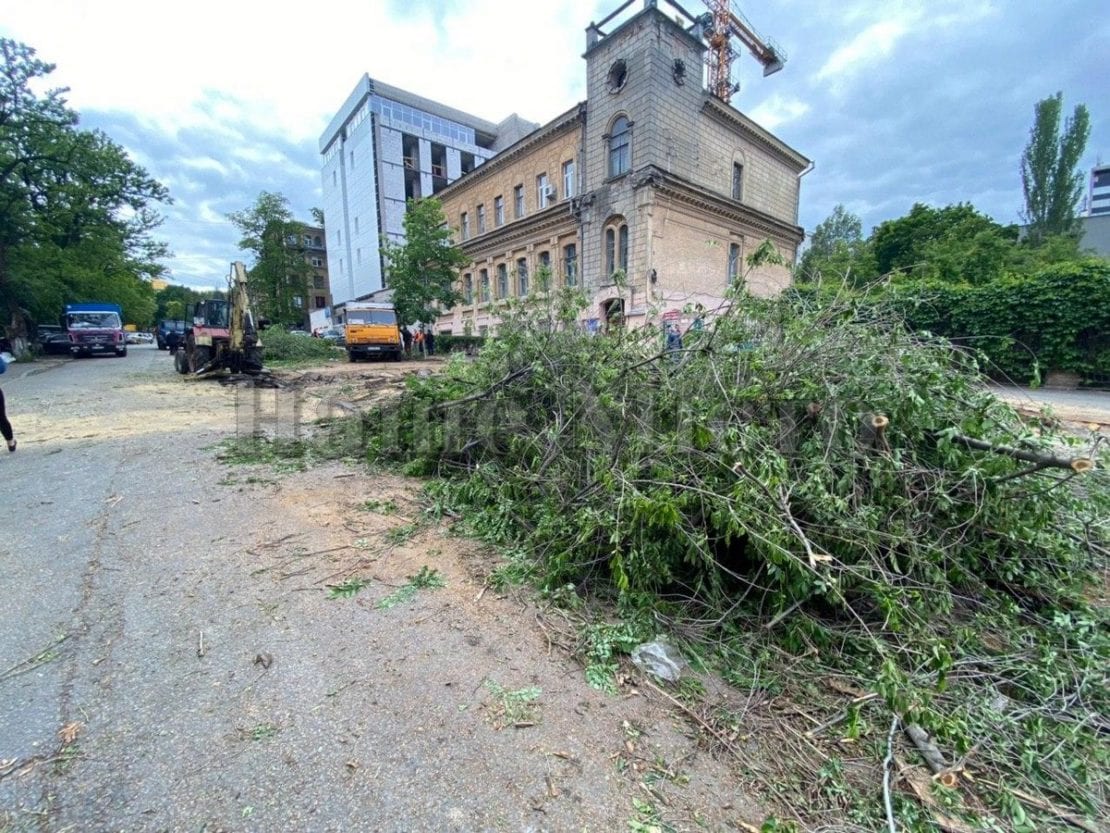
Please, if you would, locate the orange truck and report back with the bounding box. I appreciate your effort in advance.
[342,302,402,362]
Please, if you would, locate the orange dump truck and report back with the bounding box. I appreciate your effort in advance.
[342,302,402,362]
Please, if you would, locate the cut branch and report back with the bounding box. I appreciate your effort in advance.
[946,433,1093,473]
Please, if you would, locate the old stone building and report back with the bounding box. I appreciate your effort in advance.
[436,0,810,335]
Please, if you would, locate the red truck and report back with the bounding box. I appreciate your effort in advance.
[65,302,127,358]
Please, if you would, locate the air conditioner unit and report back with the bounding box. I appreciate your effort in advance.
[543,185,557,202]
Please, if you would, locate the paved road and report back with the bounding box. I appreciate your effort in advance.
[0,347,742,833]
[989,383,1110,426]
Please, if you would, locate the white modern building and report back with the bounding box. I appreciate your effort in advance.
[319,75,535,303]
[1088,163,1110,217]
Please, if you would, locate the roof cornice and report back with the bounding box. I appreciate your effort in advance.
[459,204,578,261]
[701,98,810,171]
[632,165,804,243]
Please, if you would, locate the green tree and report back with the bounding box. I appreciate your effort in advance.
[1020,92,1090,243]
[381,198,467,325]
[796,204,876,285]
[228,191,313,328]
[0,39,170,349]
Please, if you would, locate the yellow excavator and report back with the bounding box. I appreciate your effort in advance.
[174,261,266,376]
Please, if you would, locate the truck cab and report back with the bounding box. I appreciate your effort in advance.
[342,303,402,362]
[65,302,126,358]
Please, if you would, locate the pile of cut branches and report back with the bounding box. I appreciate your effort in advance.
[361,287,1108,830]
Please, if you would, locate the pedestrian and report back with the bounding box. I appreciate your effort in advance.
[413,326,425,357]
[425,328,436,357]
[401,325,412,356]
[0,352,15,452]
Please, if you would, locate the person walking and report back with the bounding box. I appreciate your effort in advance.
[0,353,15,452]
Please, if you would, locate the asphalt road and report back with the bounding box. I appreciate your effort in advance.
[1,347,733,833]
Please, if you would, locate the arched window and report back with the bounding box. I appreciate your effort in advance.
[608,116,631,178]
[604,217,629,279]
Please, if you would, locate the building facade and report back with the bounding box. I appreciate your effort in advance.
[319,76,536,305]
[1088,163,1110,217]
[435,1,810,335]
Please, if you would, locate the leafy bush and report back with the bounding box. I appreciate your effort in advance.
[434,334,485,354]
[892,259,1110,382]
[261,328,343,363]
[359,287,1109,828]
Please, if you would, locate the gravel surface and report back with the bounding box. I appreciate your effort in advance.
[0,347,763,832]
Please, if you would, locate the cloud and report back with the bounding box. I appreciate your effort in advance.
[748,94,811,131]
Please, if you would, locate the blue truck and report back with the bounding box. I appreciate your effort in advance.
[64,302,127,358]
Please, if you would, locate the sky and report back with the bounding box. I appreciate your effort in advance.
[1,0,1107,290]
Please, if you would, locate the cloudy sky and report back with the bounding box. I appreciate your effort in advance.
[2,0,1106,289]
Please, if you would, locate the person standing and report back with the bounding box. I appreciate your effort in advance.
[425,328,436,357]
[400,325,413,356]
[413,326,425,358]
[0,353,15,452]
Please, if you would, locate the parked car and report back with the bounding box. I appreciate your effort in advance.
[288,329,311,337]
[319,326,346,347]
[126,331,154,345]
[37,324,71,355]
[157,320,186,351]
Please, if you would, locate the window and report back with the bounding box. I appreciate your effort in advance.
[349,150,355,169]
[356,248,362,264]
[293,296,303,308]
[494,196,504,226]
[332,170,337,186]
[463,273,473,304]
[732,162,744,201]
[517,257,529,296]
[461,212,469,241]
[538,251,551,289]
[514,185,524,218]
[728,242,741,285]
[479,268,490,303]
[562,160,576,199]
[605,220,629,278]
[354,216,359,233]
[314,296,326,309]
[311,257,323,268]
[537,173,551,209]
[477,204,486,235]
[564,244,577,286]
[303,234,313,246]
[609,116,631,177]
[497,263,509,298]
[313,275,324,289]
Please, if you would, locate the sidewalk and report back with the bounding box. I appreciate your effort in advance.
[989,384,1110,428]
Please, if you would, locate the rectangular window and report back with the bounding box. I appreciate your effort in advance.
[357,248,361,264]
[479,268,490,303]
[477,204,486,235]
[727,242,741,284]
[315,296,326,309]
[293,296,303,308]
[517,257,529,295]
[732,163,744,201]
[619,225,629,272]
[494,196,504,226]
[514,185,524,218]
[537,173,550,209]
[313,275,324,289]
[311,257,323,268]
[564,244,577,286]
[461,212,469,241]
[463,273,473,304]
[349,150,355,169]
[332,170,337,186]
[562,160,576,199]
[354,216,359,233]
[497,263,509,298]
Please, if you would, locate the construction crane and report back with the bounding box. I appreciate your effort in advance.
[702,0,785,103]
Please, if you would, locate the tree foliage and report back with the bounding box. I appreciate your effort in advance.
[0,39,170,345]
[227,191,314,328]
[796,204,875,285]
[381,198,467,325]
[359,289,1108,830]
[1021,92,1090,244]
